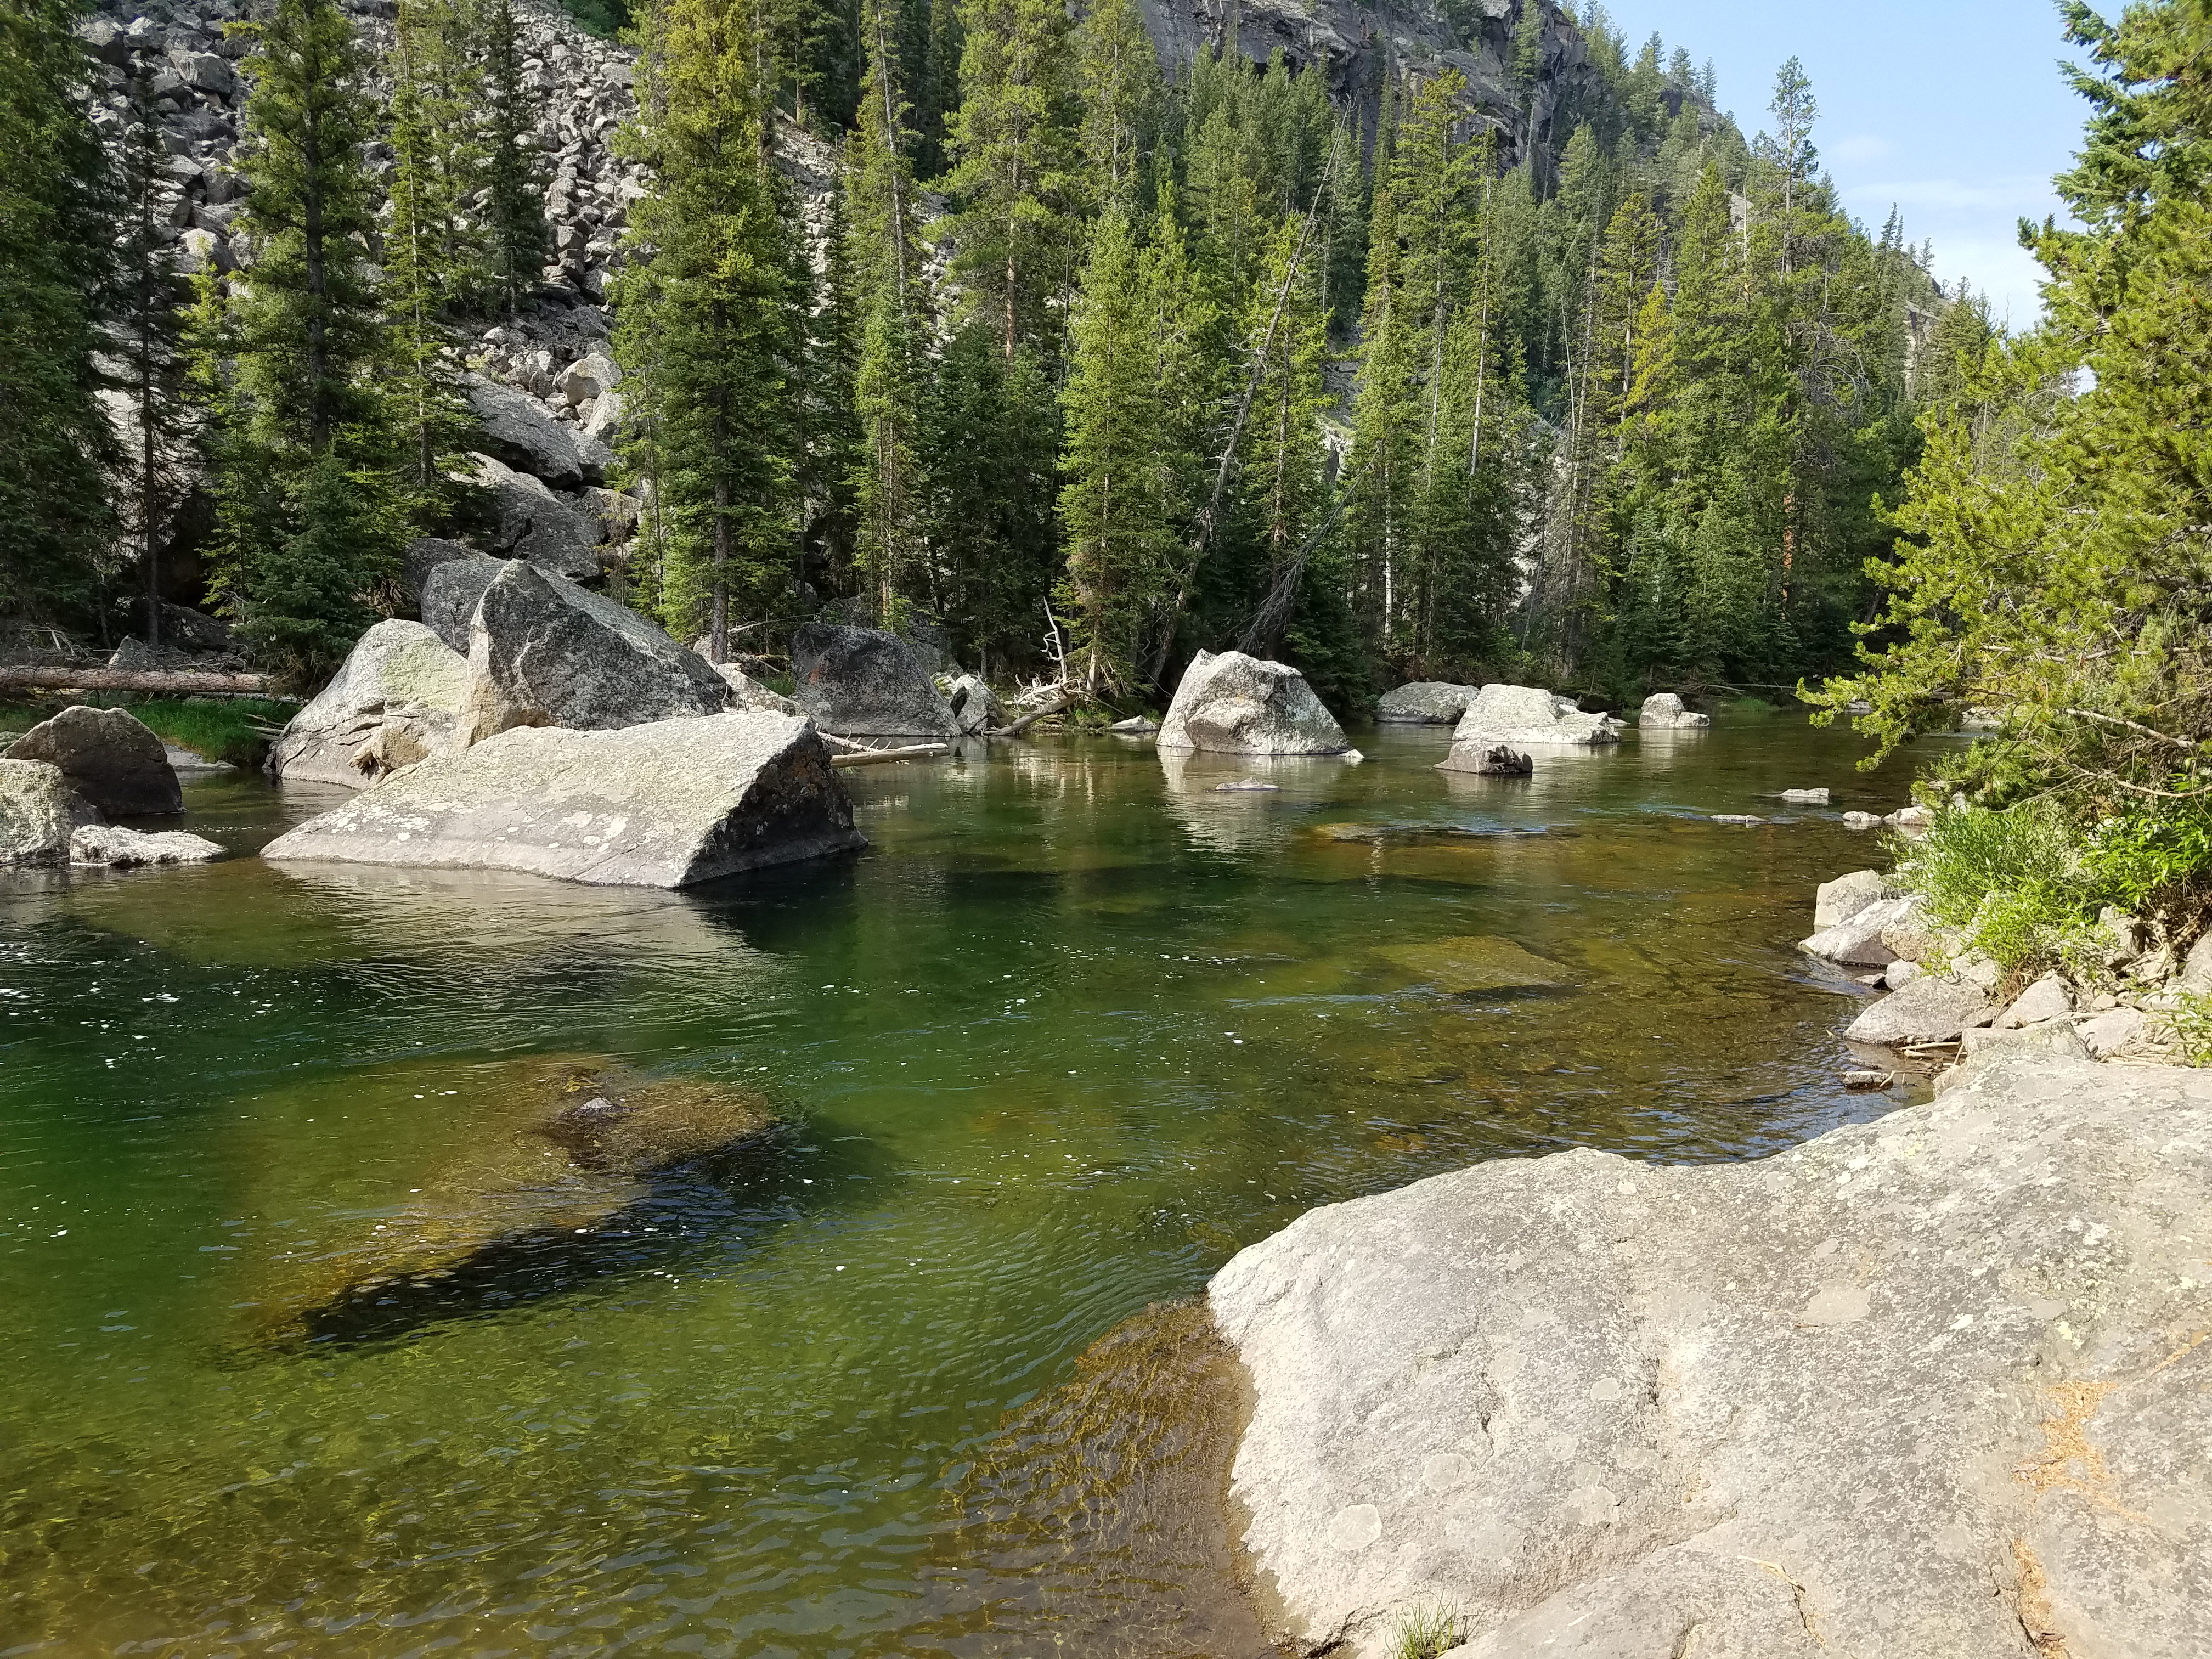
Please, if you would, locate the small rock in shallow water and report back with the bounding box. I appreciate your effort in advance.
[1780,787,1830,804]
[70,825,223,867]
[1213,780,1280,792]
[1712,814,1765,826]
[1841,1069,1893,1088]
[1842,810,1884,830]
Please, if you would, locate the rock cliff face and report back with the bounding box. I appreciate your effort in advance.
[1209,1049,2212,1658]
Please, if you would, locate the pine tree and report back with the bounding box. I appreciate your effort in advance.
[213,0,402,684]
[1073,0,1159,217]
[474,0,546,317]
[115,52,190,647]
[0,0,118,622]
[613,0,802,658]
[942,0,1078,362]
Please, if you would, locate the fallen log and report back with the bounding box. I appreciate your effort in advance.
[828,743,951,768]
[987,695,1077,738]
[0,665,277,697]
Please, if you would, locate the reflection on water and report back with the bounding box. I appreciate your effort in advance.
[0,712,1939,1655]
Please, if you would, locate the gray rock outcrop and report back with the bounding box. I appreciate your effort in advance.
[946,673,1002,736]
[261,712,866,888]
[1209,1048,2212,1658]
[400,536,478,609]
[266,620,471,788]
[8,704,181,816]
[0,759,94,866]
[1637,691,1711,728]
[458,561,730,745]
[1449,684,1623,748]
[71,823,224,867]
[464,377,610,489]
[470,452,602,580]
[1376,682,1479,724]
[419,551,510,652]
[1156,650,1355,755]
[789,624,956,738]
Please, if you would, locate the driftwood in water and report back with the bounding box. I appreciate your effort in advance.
[0,665,275,697]
[988,695,1077,738]
[829,743,951,768]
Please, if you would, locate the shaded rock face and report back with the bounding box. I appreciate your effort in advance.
[946,673,1002,736]
[0,759,94,866]
[470,451,602,580]
[251,1054,778,1345]
[1375,682,1479,724]
[459,561,730,744]
[1209,1051,2212,1659]
[419,550,510,653]
[1435,742,1532,777]
[266,620,471,789]
[1638,691,1710,729]
[261,712,867,888]
[789,624,956,738]
[8,705,181,816]
[1158,650,1353,755]
[1449,683,1622,748]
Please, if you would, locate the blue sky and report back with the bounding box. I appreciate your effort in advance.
[1598,0,2094,325]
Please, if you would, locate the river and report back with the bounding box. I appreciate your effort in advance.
[0,709,1938,1655]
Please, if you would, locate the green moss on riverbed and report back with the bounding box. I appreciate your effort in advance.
[0,695,296,769]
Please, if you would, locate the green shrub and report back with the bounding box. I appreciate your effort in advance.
[1387,1600,1466,1659]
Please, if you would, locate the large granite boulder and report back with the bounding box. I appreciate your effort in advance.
[1158,650,1354,755]
[1376,682,1480,725]
[470,452,601,579]
[947,673,1002,736]
[464,377,610,488]
[0,759,94,866]
[8,705,181,816]
[267,620,472,789]
[458,561,730,745]
[1638,691,1711,729]
[261,713,866,888]
[1209,1049,2212,1658]
[417,551,509,653]
[789,624,956,738]
[400,536,477,609]
[1449,683,1622,748]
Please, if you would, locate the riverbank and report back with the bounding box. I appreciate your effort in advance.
[1207,1043,2212,1657]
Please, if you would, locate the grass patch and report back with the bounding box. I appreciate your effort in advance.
[1386,1601,1466,1659]
[0,696,294,770]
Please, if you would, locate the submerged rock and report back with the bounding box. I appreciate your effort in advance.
[1209,1049,2212,1658]
[1637,690,1710,729]
[8,705,180,816]
[1375,682,1479,725]
[947,673,1002,736]
[789,624,956,738]
[262,712,865,888]
[458,561,730,745]
[267,620,472,789]
[1376,935,1570,995]
[1448,684,1622,749]
[1157,650,1355,756]
[0,759,93,866]
[70,824,224,867]
[253,1055,778,1344]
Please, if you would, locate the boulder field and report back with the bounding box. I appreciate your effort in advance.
[261,712,864,888]
[1208,1047,2212,1658]
[1158,650,1357,756]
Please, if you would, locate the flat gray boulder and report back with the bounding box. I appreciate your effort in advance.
[71,823,224,867]
[464,379,608,488]
[1451,683,1622,748]
[1844,968,1996,1046]
[459,561,730,744]
[1209,1049,2212,1658]
[0,759,94,865]
[1638,691,1711,729]
[470,452,601,579]
[789,624,955,738]
[8,705,180,816]
[1814,868,1901,930]
[267,620,471,789]
[261,713,866,888]
[1158,650,1353,755]
[1376,682,1479,724]
[419,551,509,652]
[947,673,1002,736]
[1801,894,1918,966]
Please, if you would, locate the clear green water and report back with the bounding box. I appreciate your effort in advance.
[0,713,1937,1655]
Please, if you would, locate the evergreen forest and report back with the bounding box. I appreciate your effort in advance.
[8,0,1961,709]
